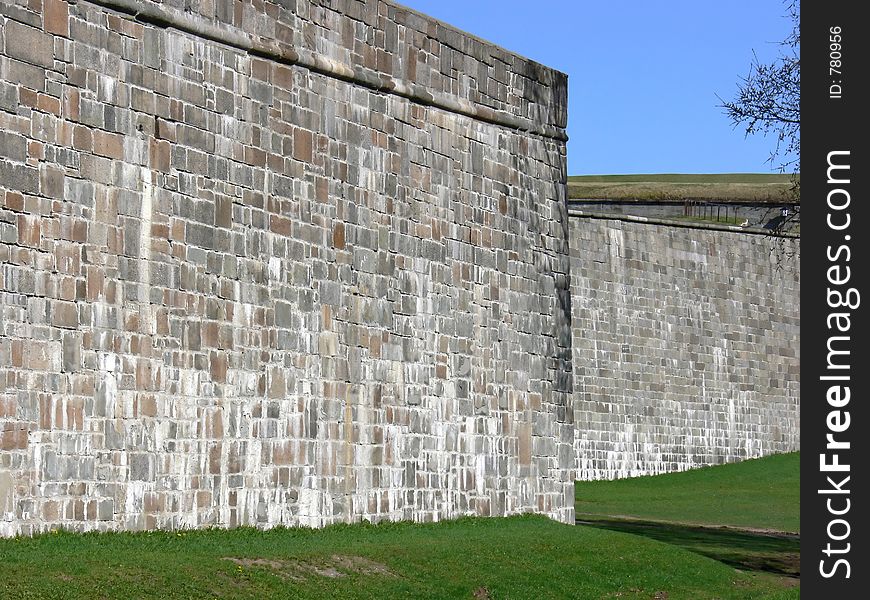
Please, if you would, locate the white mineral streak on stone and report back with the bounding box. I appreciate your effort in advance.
[99,74,116,103]
[268,257,281,280]
[474,452,486,496]
[298,470,324,528]
[689,239,708,266]
[139,168,154,303]
[125,482,147,527]
[608,227,623,261]
[180,370,198,397]
[727,391,737,453]
[98,353,119,422]
[0,522,13,539]
[0,472,14,528]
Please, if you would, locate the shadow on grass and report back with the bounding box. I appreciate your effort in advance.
[576,518,800,579]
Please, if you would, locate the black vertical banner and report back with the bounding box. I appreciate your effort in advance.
[802,1,868,596]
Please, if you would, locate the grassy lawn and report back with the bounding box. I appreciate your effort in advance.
[1,514,797,599]
[575,452,800,533]
[0,454,800,598]
[579,519,800,582]
[569,174,796,184]
[568,173,798,202]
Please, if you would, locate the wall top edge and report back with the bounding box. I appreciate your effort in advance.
[567,209,801,238]
[82,0,568,140]
[386,0,569,81]
[568,198,800,207]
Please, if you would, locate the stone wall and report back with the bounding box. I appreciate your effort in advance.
[570,215,800,480]
[0,0,574,536]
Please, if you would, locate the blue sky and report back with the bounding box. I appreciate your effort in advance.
[398,1,796,175]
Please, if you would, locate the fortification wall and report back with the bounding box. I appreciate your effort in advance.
[570,216,800,480]
[0,0,573,536]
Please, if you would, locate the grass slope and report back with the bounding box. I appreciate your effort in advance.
[567,173,798,202]
[568,174,796,184]
[575,452,800,533]
[1,515,796,599]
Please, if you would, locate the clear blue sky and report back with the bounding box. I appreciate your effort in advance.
[398,1,796,175]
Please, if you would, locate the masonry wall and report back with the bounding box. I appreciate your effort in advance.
[0,0,574,536]
[570,216,800,480]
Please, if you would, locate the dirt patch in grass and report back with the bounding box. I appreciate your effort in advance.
[473,586,492,599]
[223,555,395,581]
[226,558,286,570]
[737,551,800,580]
[329,555,394,576]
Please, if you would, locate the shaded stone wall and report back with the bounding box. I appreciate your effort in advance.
[570,216,800,480]
[0,0,573,536]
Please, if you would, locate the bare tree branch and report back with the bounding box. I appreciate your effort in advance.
[719,0,800,244]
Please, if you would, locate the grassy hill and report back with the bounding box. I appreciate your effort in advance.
[0,454,801,599]
[1,515,796,599]
[568,173,799,202]
[575,452,800,533]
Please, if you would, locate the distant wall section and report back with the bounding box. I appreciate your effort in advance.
[570,216,800,480]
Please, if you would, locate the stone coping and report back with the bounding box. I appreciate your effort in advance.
[568,198,800,206]
[86,0,568,141]
[567,209,801,238]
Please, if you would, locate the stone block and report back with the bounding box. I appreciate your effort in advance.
[44,0,70,37]
[1,162,39,194]
[0,424,29,450]
[4,21,54,68]
[16,214,41,247]
[210,352,228,384]
[292,128,313,163]
[215,196,232,228]
[97,498,114,521]
[0,80,18,111]
[93,130,124,160]
[0,131,27,162]
[62,332,81,372]
[39,164,65,198]
[51,300,79,329]
[72,126,93,152]
[129,454,155,481]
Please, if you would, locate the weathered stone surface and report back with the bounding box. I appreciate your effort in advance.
[0,162,39,194]
[43,0,70,37]
[0,0,573,536]
[0,0,800,539]
[0,131,27,162]
[570,218,800,480]
[3,20,55,68]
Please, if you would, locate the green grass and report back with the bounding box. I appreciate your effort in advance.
[568,173,796,184]
[575,452,800,533]
[1,515,796,599]
[578,519,800,582]
[568,173,799,202]
[0,454,801,598]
